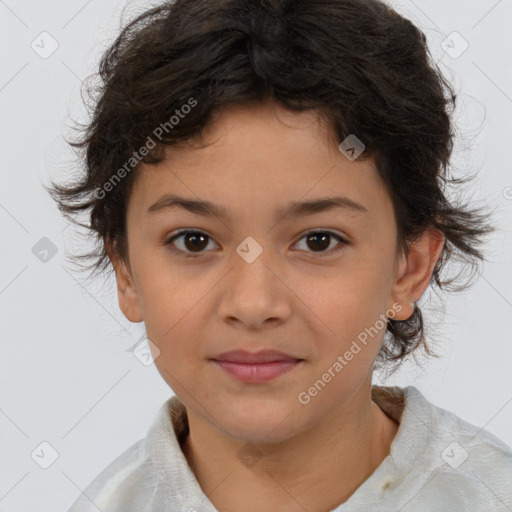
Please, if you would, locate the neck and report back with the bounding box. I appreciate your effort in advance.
[181,385,400,512]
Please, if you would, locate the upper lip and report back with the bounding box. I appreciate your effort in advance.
[211,350,303,363]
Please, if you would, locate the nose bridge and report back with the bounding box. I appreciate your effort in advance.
[231,236,275,297]
[218,237,290,326]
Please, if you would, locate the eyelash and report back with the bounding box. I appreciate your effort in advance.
[164,229,349,258]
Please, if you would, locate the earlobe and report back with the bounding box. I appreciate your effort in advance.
[389,227,445,321]
[106,240,144,323]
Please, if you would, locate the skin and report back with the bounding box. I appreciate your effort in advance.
[108,100,445,512]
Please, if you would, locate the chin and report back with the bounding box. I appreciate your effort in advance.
[226,424,296,446]
[218,406,306,446]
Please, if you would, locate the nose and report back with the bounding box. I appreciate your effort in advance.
[217,249,292,330]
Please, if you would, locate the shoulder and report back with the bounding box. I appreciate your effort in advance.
[66,397,183,512]
[414,386,512,469]
[66,438,160,512]
[404,386,512,511]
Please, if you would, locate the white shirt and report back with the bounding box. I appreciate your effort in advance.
[67,386,512,511]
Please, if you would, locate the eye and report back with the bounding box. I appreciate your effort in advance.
[165,229,348,258]
[164,230,218,257]
[293,230,348,257]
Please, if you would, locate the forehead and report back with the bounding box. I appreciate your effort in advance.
[127,102,392,226]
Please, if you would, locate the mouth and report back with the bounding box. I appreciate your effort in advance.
[210,350,304,383]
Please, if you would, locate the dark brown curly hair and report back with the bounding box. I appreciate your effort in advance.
[46,0,496,372]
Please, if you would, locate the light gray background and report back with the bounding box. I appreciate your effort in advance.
[1,0,511,510]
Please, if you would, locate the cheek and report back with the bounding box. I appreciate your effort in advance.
[309,264,391,325]
[302,265,392,366]
[134,269,199,355]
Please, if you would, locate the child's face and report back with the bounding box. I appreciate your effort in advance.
[113,101,434,442]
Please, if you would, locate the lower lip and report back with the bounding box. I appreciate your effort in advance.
[212,360,302,383]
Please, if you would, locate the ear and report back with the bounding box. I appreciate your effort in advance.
[106,239,143,323]
[389,226,445,321]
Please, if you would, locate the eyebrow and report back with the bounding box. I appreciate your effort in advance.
[147,194,369,222]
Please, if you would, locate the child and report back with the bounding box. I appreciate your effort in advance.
[48,0,512,510]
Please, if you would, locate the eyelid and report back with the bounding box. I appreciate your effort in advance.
[299,228,348,242]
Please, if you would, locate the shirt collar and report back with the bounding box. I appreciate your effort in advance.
[145,385,433,510]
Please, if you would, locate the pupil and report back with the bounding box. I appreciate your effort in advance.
[308,233,330,251]
[185,233,208,252]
